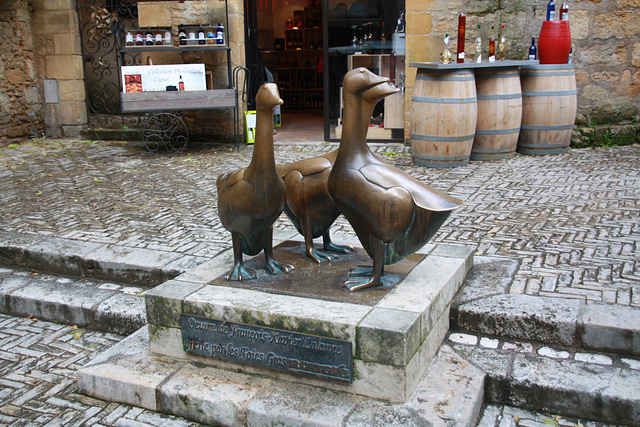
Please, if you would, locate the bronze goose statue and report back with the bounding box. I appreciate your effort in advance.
[276,76,400,263]
[216,83,294,280]
[327,68,463,291]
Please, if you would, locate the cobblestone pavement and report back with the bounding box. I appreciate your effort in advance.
[1,139,638,425]
[1,139,638,306]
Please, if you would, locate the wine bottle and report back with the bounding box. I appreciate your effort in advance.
[475,24,482,63]
[125,31,134,47]
[488,25,496,62]
[441,34,452,64]
[560,2,569,21]
[547,0,556,21]
[178,26,187,46]
[198,28,206,45]
[178,75,185,91]
[528,37,537,60]
[497,25,506,61]
[216,23,225,45]
[135,32,144,46]
[456,13,466,63]
[145,31,154,46]
[155,31,163,45]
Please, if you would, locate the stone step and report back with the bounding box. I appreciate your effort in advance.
[0,266,146,335]
[0,231,207,287]
[447,331,640,426]
[451,255,640,357]
[78,327,486,427]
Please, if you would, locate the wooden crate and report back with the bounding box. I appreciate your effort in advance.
[121,89,236,113]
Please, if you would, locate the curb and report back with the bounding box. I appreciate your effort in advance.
[451,256,640,357]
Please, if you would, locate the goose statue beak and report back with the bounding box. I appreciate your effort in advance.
[362,80,401,103]
[343,67,390,95]
[256,82,284,110]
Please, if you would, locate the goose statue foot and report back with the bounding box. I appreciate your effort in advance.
[342,239,384,292]
[322,234,354,255]
[225,234,256,281]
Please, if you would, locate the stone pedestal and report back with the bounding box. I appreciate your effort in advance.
[78,236,475,423]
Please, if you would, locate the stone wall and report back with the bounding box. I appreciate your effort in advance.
[405,0,640,136]
[0,0,43,143]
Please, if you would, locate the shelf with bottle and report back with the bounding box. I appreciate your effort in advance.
[121,24,229,53]
[124,27,173,48]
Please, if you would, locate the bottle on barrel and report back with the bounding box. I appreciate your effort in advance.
[547,0,556,21]
[456,13,466,63]
[560,2,569,20]
[528,37,537,60]
[497,24,506,61]
[441,34,452,64]
[488,25,496,62]
[475,24,482,63]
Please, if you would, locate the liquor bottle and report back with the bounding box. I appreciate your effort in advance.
[216,23,225,45]
[178,75,185,91]
[164,30,171,46]
[456,13,466,63]
[198,28,206,45]
[188,29,196,45]
[155,31,163,45]
[488,25,496,62]
[568,46,573,63]
[135,32,144,46]
[178,26,187,46]
[560,2,569,20]
[547,0,556,21]
[441,33,452,64]
[145,31,154,45]
[207,28,216,45]
[125,30,134,47]
[475,24,482,63]
[528,37,537,60]
[497,25,506,61]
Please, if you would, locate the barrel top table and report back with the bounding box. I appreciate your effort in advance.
[410,60,538,70]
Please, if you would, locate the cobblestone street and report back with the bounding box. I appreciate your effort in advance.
[1,140,638,306]
[0,139,639,425]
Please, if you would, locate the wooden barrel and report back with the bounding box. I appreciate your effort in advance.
[538,20,572,64]
[471,68,522,161]
[410,69,477,168]
[518,64,576,155]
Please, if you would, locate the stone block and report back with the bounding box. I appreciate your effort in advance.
[84,326,149,368]
[357,307,422,365]
[137,3,172,27]
[0,277,32,313]
[570,10,590,40]
[145,279,206,328]
[159,363,269,427]
[92,292,146,336]
[455,294,583,346]
[77,354,184,412]
[247,383,360,427]
[32,11,72,35]
[57,101,87,126]
[406,11,432,36]
[593,11,640,39]
[53,32,81,55]
[632,42,640,67]
[45,55,83,80]
[21,235,103,277]
[57,80,85,102]
[580,302,640,356]
[82,244,182,286]
[6,277,115,326]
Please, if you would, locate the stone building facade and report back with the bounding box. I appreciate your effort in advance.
[0,0,638,143]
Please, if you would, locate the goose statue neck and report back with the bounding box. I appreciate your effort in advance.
[246,86,282,180]
[336,82,374,165]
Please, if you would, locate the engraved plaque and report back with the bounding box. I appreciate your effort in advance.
[180,314,353,383]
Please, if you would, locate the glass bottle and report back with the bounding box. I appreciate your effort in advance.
[125,30,134,47]
[178,26,187,46]
[207,28,216,45]
[497,25,506,61]
[474,24,482,63]
[178,75,185,91]
[216,23,224,45]
[155,31,163,45]
[198,28,206,45]
[528,37,537,60]
[547,0,556,21]
[145,31,154,45]
[164,30,171,46]
[488,25,496,62]
[560,2,569,21]
[456,13,466,63]
[441,34,452,64]
[135,32,144,46]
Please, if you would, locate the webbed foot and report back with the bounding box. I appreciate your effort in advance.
[225,262,255,281]
[307,247,334,263]
[265,258,295,275]
[344,276,381,292]
[323,241,354,254]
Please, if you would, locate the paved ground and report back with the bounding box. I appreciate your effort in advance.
[0,138,639,425]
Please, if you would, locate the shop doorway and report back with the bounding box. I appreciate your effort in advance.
[247,0,405,143]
